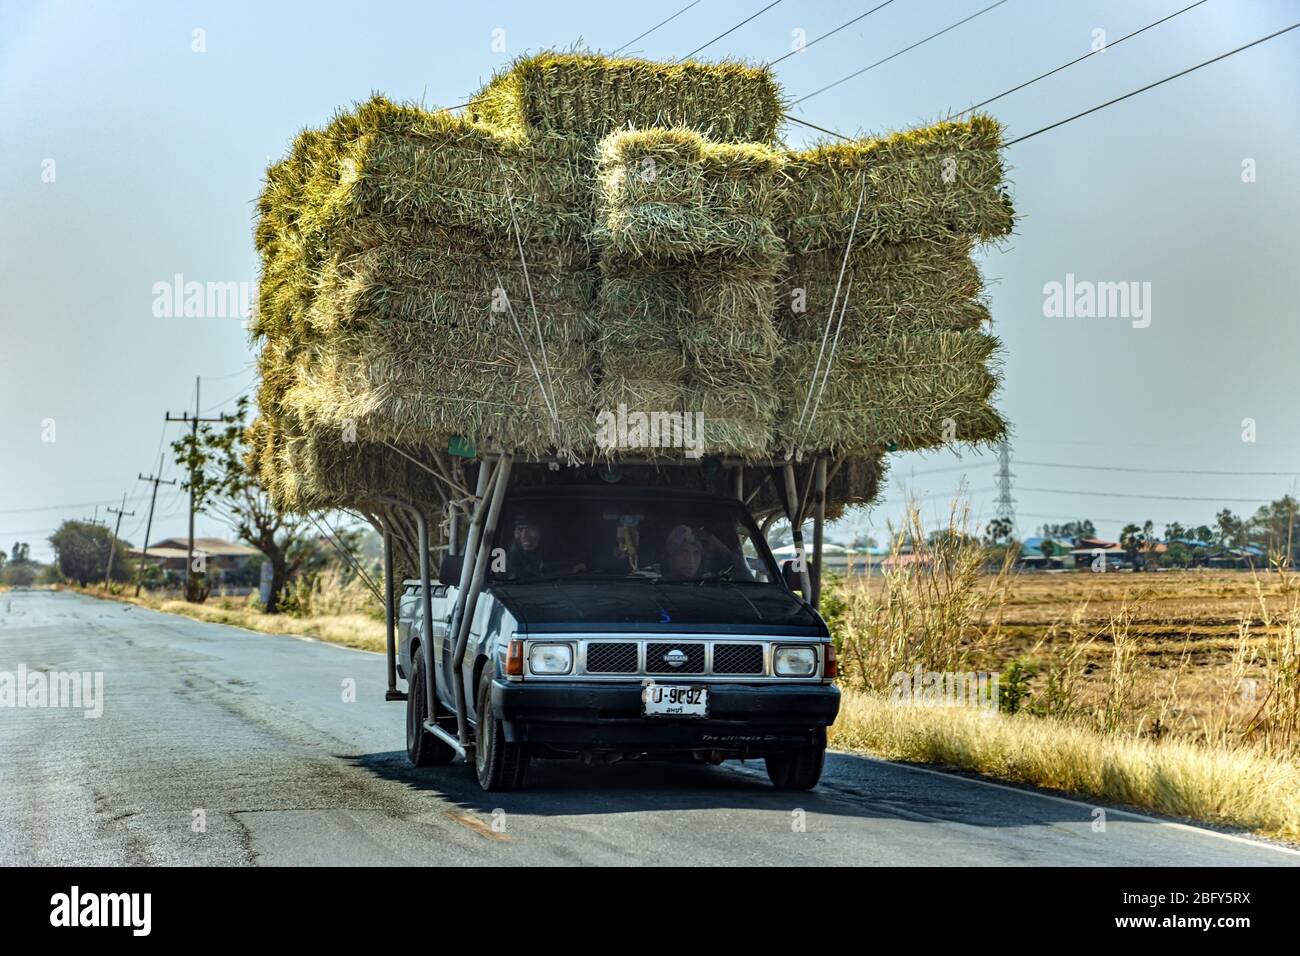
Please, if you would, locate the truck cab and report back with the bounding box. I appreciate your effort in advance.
[397,485,840,791]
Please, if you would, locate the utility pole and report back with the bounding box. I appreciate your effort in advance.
[104,494,135,589]
[134,453,177,596]
[994,439,1016,538]
[165,376,230,601]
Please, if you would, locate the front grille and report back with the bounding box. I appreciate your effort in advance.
[585,642,639,674]
[712,643,764,675]
[646,642,705,674]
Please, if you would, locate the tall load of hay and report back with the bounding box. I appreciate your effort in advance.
[774,115,1013,454]
[248,51,1015,537]
[592,127,787,456]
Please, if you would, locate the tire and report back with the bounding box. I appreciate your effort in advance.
[473,671,529,791]
[407,651,456,767]
[765,744,826,790]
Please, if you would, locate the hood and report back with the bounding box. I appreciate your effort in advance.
[489,581,826,635]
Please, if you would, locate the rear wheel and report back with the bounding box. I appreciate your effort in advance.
[473,672,529,791]
[407,651,455,767]
[765,744,825,790]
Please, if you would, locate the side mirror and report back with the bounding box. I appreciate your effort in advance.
[782,560,803,594]
[439,553,464,586]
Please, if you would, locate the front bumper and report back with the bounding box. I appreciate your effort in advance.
[490,679,840,754]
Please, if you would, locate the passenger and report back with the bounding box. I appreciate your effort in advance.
[663,524,704,579]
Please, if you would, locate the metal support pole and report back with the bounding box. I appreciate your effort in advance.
[812,456,827,608]
[734,466,744,501]
[377,497,434,719]
[782,462,813,600]
[444,460,498,748]
[450,454,513,750]
[382,527,399,699]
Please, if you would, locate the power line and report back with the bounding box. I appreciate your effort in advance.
[788,18,1300,148]
[1016,460,1300,478]
[614,0,704,54]
[790,0,1010,105]
[1015,486,1279,504]
[0,496,149,516]
[767,1,898,66]
[956,0,1210,116]
[678,0,784,62]
[893,461,994,477]
[1005,20,1300,146]
[200,365,254,382]
[784,113,853,139]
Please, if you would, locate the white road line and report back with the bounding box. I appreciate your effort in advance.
[841,752,1300,858]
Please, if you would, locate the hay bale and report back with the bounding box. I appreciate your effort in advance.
[279,329,594,456]
[593,127,786,272]
[296,97,590,249]
[782,115,1014,252]
[775,332,1005,454]
[469,53,785,144]
[309,241,596,336]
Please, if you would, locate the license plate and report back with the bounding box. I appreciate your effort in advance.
[642,684,708,718]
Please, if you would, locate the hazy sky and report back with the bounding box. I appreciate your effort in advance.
[3,0,1299,561]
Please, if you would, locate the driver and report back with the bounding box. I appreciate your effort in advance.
[505,509,549,579]
[503,508,584,580]
[663,524,704,579]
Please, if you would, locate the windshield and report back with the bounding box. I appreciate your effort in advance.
[489,495,781,586]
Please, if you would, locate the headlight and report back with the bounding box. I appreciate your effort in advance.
[774,645,818,677]
[528,643,573,675]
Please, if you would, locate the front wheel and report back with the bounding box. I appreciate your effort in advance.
[765,744,825,790]
[407,652,456,767]
[473,673,529,791]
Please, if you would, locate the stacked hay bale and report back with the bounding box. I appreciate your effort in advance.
[249,52,1016,532]
[774,115,1014,454]
[591,127,787,456]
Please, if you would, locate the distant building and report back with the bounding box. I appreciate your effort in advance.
[1067,537,1121,571]
[130,537,261,584]
[1020,536,1079,570]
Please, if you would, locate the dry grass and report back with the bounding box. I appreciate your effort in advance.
[72,585,386,653]
[826,506,1300,840]
[830,689,1300,842]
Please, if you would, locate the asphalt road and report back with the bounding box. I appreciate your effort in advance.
[1,589,1295,866]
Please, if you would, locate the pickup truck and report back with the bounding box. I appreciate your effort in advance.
[397,484,840,791]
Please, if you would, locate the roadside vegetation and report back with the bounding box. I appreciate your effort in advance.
[72,565,385,653]
[825,504,1300,841]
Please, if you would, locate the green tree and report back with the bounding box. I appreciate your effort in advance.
[983,517,1014,546]
[1120,524,1142,569]
[171,396,314,611]
[1247,496,1298,567]
[1041,520,1095,542]
[1039,538,1058,566]
[48,521,132,586]
[1162,541,1192,569]
[849,531,879,550]
[1215,509,1246,548]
